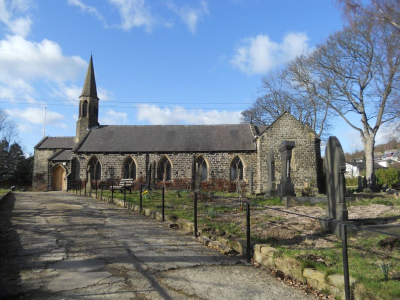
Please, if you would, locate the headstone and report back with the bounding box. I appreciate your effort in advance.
[371,172,378,192]
[266,149,277,197]
[249,165,253,194]
[319,136,351,237]
[277,141,295,199]
[362,176,367,189]
[357,176,363,192]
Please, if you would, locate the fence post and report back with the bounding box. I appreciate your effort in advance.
[140,184,143,213]
[75,181,77,194]
[341,223,351,300]
[162,186,165,222]
[101,181,103,201]
[84,181,86,196]
[194,192,198,238]
[79,181,81,195]
[246,202,251,263]
[95,180,98,199]
[111,183,114,203]
[124,181,126,207]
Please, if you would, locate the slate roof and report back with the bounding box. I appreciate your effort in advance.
[80,55,98,99]
[35,137,76,149]
[49,150,74,161]
[73,124,255,153]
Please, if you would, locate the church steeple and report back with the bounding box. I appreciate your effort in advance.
[76,55,100,142]
[80,55,98,99]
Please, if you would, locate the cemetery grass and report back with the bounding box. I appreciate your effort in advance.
[99,189,400,298]
[0,188,9,197]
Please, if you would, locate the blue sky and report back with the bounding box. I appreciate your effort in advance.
[0,0,386,154]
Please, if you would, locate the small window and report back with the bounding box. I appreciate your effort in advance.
[158,156,172,181]
[88,156,101,181]
[230,156,243,181]
[122,157,136,179]
[82,101,88,117]
[196,156,208,181]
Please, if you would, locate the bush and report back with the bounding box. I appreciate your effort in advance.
[375,168,400,188]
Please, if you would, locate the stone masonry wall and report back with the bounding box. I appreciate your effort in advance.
[73,152,258,190]
[32,149,54,188]
[257,113,321,192]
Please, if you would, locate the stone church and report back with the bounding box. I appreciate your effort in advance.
[33,56,322,193]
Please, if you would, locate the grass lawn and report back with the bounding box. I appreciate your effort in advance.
[0,188,9,197]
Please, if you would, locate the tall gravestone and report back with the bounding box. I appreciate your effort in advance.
[362,176,367,190]
[357,176,363,192]
[371,172,378,192]
[265,148,276,197]
[319,136,350,236]
[277,141,295,199]
[249,165,253,194]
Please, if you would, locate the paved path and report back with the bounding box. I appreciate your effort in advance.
[0,192,312,300]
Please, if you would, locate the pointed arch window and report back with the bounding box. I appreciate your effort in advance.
[88,156,101,181]
[230,156,244,181]
[157,156,172,181]
[122,157,136,179]
[82,101,88,117]
[196,156,208,181]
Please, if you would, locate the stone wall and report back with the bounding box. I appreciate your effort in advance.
[32,149,53,188]
[72,151,258,189]
[257,113,321,192]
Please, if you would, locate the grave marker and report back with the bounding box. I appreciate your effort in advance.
[319,136,351,236]
[277,141,295,199]
[266,148,276,197]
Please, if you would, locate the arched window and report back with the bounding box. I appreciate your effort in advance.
[82,101,88,117]
[88,156,101,181]
[196,156,208,181]
[122,157,136,179]
[157,156,172,181]
[230,156,244,181]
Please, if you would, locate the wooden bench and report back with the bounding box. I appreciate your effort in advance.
[110,179,136,193]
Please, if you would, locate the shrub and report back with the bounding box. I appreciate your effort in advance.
[375,168,400,188]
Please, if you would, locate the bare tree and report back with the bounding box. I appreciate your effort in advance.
[304,17,400,181]
[241,66,331,139]
[0,108,18,147]
[339,0,400,31]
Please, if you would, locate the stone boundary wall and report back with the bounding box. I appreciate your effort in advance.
[67,189,363,299]
[0,191,11,204]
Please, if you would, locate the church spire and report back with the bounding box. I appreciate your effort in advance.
[80,55,98,99]
[76,55,100,142]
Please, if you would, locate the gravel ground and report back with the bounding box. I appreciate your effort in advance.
[0,192,313,300]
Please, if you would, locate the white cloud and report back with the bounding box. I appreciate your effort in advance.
[67,0,108,27]
[136,104,242,125]
[54,83,113,104]
[0,35,86,84]
[6,107,67,129]
[100,109,128,125]
[0,0,33,37]
[231,32,312,75]
[165,0,209,34]
[108,0,154,32]
[0,35,88,103]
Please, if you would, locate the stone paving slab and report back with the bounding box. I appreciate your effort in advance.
[0,192,313,299]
